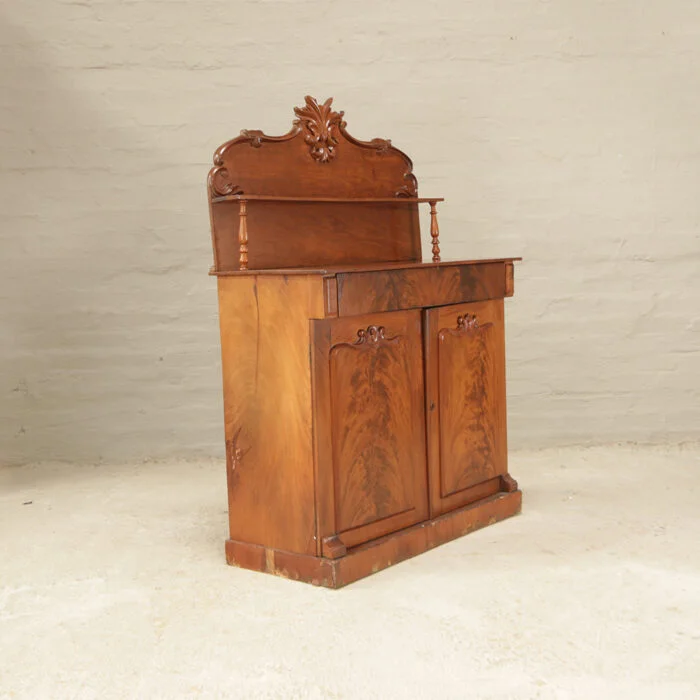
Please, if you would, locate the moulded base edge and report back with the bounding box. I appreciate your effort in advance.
[224,488,522,589]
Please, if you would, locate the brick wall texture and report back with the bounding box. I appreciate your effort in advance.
[1,1,699,464]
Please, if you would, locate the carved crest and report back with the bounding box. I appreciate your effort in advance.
[208,94,422,212]
[209,161,244,197]
[239,129,266,148]
[293,96,346,163]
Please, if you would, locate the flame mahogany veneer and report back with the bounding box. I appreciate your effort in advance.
[207,96,521,587]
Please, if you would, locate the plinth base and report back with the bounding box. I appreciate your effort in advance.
[225,489,522,589]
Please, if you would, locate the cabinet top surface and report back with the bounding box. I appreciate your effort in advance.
[210,257,522,277]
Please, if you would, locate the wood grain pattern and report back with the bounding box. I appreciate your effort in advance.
[330,322,417,532]
[225,489,521,588]
[212,201,421,273]
[312,311,429,552]
[217,274,327,555]
[208,96,426,272]
[209,97,521,587]
[336,262,506,316]
[439,320,501,494]
[425,299,509,517]
[310,320,335,557]
[323,276,339,317]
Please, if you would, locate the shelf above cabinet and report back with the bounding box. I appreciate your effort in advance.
[210,194,445,204]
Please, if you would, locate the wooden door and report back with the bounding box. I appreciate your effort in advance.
[311,310,429,556]
[424,300,508,517]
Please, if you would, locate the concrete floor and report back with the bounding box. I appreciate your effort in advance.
[1,445,699,700]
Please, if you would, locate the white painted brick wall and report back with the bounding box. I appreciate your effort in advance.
[1,1,699,464]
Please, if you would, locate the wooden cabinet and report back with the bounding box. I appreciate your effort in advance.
[207,96,521,587]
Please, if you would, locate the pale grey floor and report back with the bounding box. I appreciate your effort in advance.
[1,445,699,700]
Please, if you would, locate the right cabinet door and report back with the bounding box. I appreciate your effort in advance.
[424,299,508,517]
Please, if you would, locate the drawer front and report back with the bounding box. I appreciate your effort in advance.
[335,262,507,316]
[311,310,429,555]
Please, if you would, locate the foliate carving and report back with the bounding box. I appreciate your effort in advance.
[368,137,392,155]
[457,314,479,331]
[395,173,418,198]
[331,325,399,355]
[209,95,421,201]
[239,129,265,148]
[355,325,386,344]
[293,95,346,163]
[210,162,243,197]
[438,316,492,344]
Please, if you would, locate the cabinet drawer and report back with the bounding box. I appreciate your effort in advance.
[335,262,507,316]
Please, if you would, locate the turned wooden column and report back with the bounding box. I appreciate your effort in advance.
[429,200,441,263]
[238,199,248,270]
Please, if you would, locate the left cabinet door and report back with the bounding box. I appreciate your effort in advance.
[312,310,429,555]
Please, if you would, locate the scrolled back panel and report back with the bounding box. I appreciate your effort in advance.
[207,96,422,271]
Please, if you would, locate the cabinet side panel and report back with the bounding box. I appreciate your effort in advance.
[217,275,324,555]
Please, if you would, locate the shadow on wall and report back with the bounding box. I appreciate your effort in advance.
[0,15,222,466]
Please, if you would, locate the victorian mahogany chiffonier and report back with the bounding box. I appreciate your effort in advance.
[207,96,521,588]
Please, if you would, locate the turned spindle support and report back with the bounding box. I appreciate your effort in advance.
[238,199,249,270]
[429,200,441,263]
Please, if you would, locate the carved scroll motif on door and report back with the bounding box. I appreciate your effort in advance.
[438,314,493,343]
[332,325,401,352]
